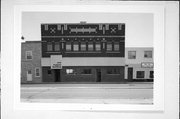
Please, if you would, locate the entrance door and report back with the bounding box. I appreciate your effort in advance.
[55,69,61,82]
[96,69,101,82]
[27,70,32,81]
[128,67,133,80]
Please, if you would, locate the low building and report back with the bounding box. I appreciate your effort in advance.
[21,41,42,83]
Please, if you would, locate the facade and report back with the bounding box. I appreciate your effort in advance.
[21,41,42,83]
[125,47,154,81]
[20,23,154,83]
[41,23,125,82]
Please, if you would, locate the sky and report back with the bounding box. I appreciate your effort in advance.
[22,12,153,47]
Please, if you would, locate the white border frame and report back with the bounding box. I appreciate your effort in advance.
[14,5,164,111]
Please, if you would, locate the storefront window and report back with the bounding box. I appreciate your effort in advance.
[107,42,112,51]
[107,68,120,74]
[136,71,145,78]
[81,42,86,51]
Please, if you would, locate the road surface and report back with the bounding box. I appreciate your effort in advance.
[21,83,153,104]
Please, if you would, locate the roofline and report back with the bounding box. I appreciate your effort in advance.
[41,23,125,25]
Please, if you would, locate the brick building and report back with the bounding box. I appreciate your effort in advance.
[21,41,41,83]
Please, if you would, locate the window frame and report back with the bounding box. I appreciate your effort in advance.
[54,42,60,51]
[136,71,145,78]
[35,67,40,77]
[47,42,53,51]
[128,51,136,59]
[144,50,153,58]
[66,42,72,51]
[26,51,33,60]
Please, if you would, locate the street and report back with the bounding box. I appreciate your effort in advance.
[21,83,153,104]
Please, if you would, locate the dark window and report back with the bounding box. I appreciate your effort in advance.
[47,42,53,51]
[48,70,52,75]
[81,42,86,51]
[150,71,154,78]
[114,42,120,51]
[66,42,72,51]
[95,42,101,51]
[144,51,152,58]
[88,42,94,51]
[54,42,60,51]
[26,51,32,60]
[128,51,136,59]
[107,68,120,74]
[107,42,112,51]
[73,42,79,51]
[81,69,92,74]
[136,71,145,78]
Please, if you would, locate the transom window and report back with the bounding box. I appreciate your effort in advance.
[81,69,92,74]
[107,68,120,74]
[144,51,152,58]
[26,51,32,60]
[128,51,136,59]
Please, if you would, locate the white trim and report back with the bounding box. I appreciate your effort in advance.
[35,67,40,77]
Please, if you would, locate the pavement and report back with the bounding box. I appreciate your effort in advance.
[21,83,153,104]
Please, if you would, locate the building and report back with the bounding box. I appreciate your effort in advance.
[125,47,154,81]
[21,41,42,83]
[21,23,154,83]
[41,23,125,82]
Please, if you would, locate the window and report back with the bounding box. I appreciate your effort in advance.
[35,68,40,77]
[66,42,72,51]
[95,42,101,51]
[144,51,152,58]
[107,42,112,51]
[26,51,32,60]
[81,42,86,51]
[47,42,53,51]
[88,42,94,51]
[150,71,154,78]
[47,70,52,75]
[128,51,136,59]
[54,42,60,51]
[107,68,120,74]
[114,42,120,51]
[66,69,75,74]
[81,69,92,74]
[73,42,79,51]
[136,71,145,78]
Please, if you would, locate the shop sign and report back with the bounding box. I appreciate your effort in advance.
[51,55,62,69]
[141,62,154,68]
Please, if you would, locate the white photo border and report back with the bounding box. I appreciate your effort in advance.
[14,5,164,111]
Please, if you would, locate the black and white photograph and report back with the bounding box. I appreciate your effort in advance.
[20,12,154,104]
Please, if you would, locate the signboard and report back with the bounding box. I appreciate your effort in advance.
[50,55,62,69]
[141,62,154,68]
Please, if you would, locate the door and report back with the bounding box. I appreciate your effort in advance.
[128,68,133,80]
[55,69,61,82]
[27,70,32,81]
[96,69,101,82]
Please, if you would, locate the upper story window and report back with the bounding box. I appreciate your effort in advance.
[66,42,72,51]
[114,42,120,51]
[107,42,112,51]
[81,42,86,51]
[47,42,53,51]
[95,42,101,51]
[73,42,79,51]
[26,51,32,60]
[88,42,94,51]
[144,51,152,58]
[54,42,60,51]
[128,51,136,59]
